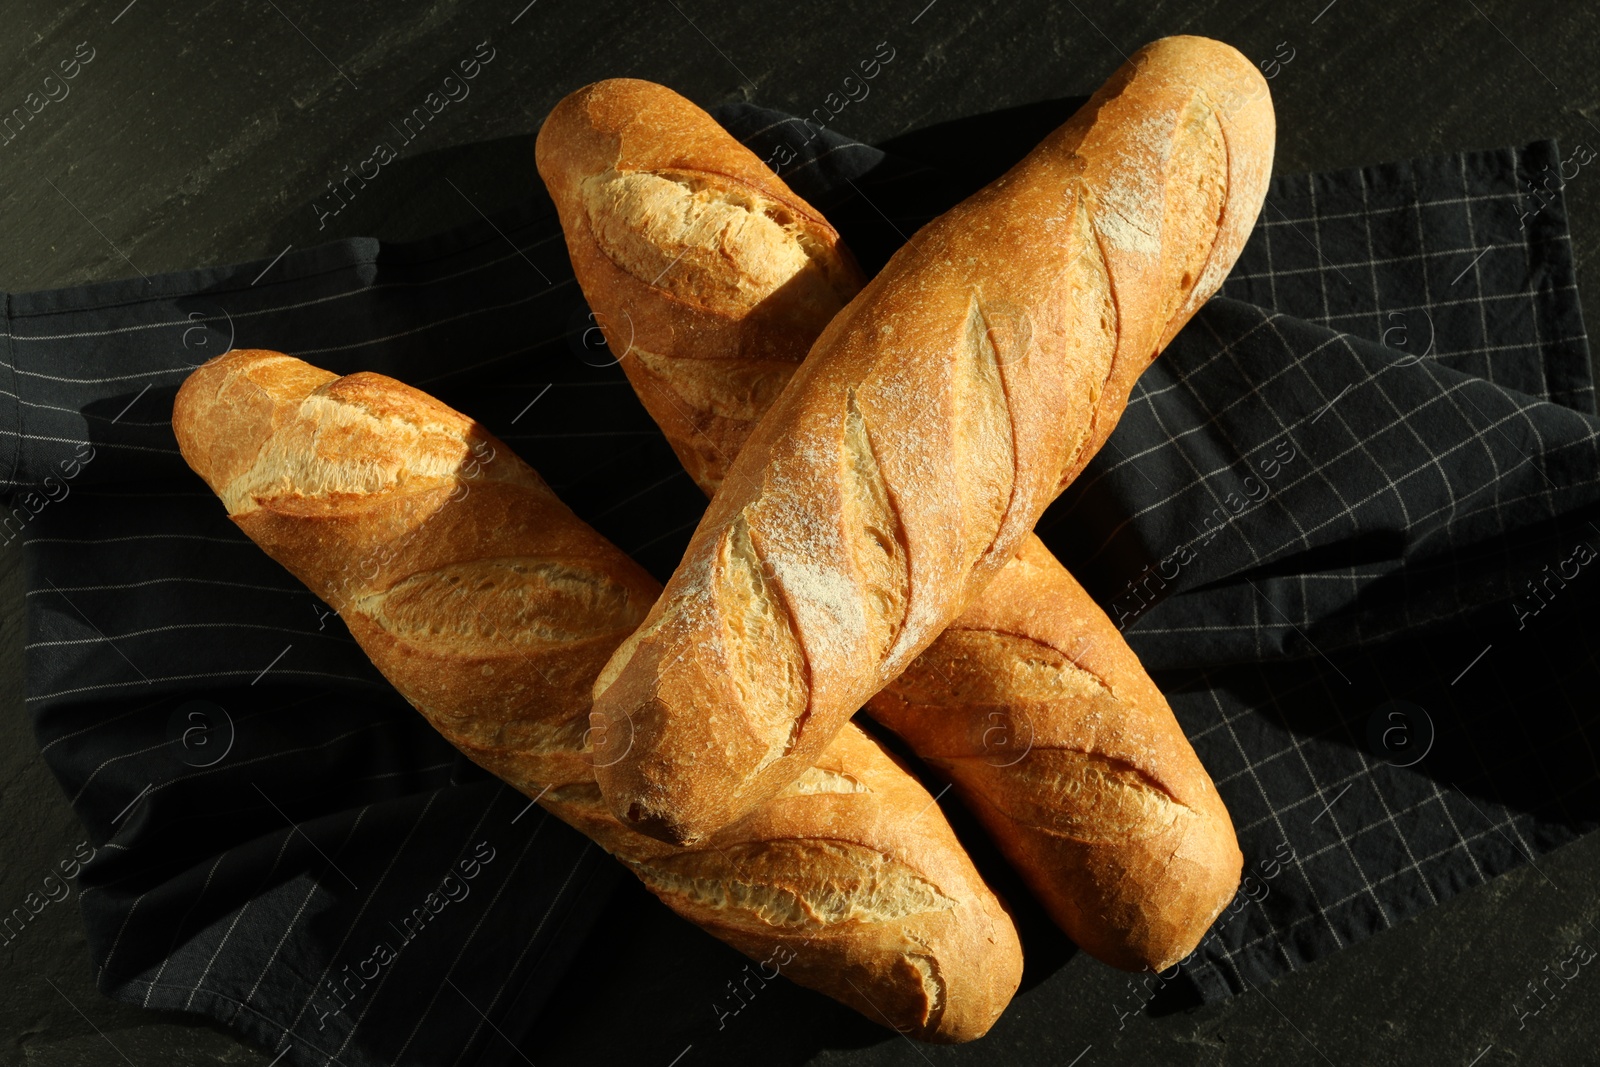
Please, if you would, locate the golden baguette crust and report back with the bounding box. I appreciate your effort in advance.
[536,77,867,494]
[585,37,1275,846]
[172,349,1021,1042]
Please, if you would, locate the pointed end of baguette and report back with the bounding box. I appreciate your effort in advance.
[587,608,765,848]
[173,349,337,504]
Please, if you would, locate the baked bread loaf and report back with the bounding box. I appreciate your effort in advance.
[537,59,1261,969]
[565,37,1276,846]
[533,76,866,496]
[867,540,1240,971]
[171,349,1023,1042]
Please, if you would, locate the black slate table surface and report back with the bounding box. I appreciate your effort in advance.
[3,2,1598,1065]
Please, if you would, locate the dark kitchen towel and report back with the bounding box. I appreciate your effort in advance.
[3,94,1598,1066]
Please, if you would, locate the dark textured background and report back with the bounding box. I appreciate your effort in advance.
[3,2,1599,1064]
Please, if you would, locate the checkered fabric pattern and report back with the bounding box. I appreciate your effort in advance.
[3,97,1597,1066]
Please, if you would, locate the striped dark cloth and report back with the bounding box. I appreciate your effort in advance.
[3,98,1598,1065]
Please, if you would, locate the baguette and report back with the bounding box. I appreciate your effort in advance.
[868,540,1239,971]
[536,60,1260,969]
[171,349,1023,1042]
[566,37,1276,846]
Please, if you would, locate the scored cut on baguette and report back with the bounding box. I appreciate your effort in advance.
[539,75,866,495]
